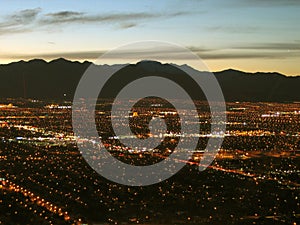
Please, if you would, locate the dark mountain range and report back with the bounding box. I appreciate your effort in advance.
[0,58,299,102]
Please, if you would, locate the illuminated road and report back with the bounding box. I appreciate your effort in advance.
[152,153,300,190]
[0,179,82,225]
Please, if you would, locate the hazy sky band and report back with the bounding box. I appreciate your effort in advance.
[0,0,299,75]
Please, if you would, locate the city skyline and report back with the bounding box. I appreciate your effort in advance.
[1,0,300,75]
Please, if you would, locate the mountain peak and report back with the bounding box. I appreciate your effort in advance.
[136,60,163,66]
[27,59,47,64]
[50,58,72,64]
[219,68,245,74]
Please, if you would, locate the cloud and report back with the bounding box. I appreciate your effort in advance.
[187,42,300,60]
[188,46,215,52]
[1,8,41,27]
[118,22,137,29]
[39,11,190,26]
[3,39,298,61]
[4,46,299,62]
[46,11,84,18]
[190,43,300,60]
[3,50,106,61]
[233,42,300,51]
[249,0,300,6]
[197,52,286,60]
[0,27,32,36]
[0,8,41,35]
[0,8,190,35]
[206,25,260,34]
[226,0,300,7]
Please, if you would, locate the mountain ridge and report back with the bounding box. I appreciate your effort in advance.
[2,58,298,77]
[0,58,299,102]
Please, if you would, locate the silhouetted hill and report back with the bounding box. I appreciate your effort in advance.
[215,69,300,102]
[0,59,299,102]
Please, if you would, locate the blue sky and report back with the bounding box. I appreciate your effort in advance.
[0,0,300,75]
